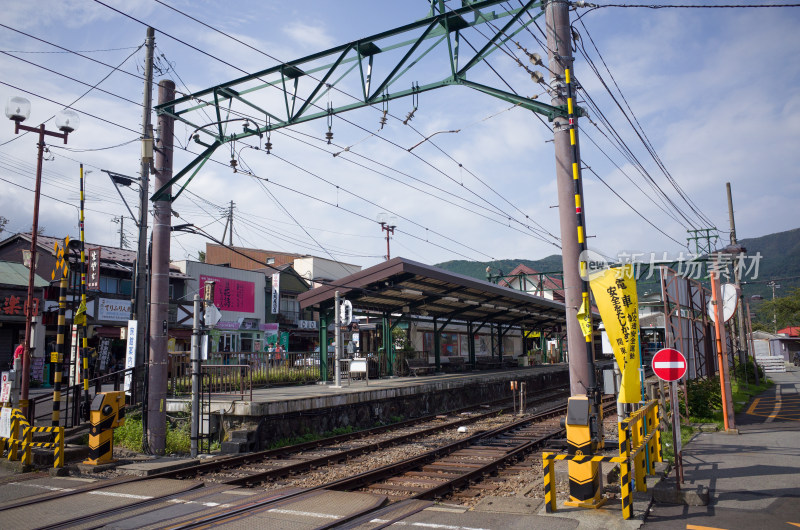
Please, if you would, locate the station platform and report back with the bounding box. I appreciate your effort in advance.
[167,364,570,446]
[166,364,570,416]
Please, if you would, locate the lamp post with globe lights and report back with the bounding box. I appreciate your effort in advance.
[5,96,79,420]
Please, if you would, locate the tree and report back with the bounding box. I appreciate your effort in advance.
[0,215,7,234]
[197,250,206,263]
[754,287,800,332]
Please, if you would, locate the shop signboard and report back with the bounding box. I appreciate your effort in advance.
[271,273,280,314]
[124,320,137,392]
[98,298,132,322]
[200,275,255,313]
[87,248,101,291]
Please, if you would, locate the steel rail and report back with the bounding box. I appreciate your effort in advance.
[165,398,604,529]
[0,386,567,512]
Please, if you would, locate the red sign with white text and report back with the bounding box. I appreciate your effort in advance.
[199,275,254,313]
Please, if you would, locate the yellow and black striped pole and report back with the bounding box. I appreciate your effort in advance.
[563,67,604,507]
[79,165,90,420]
[543,452,557,512]
[50,238,69,428]
[618,421,633,520]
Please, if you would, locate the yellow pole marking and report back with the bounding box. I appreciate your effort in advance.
[572,162,579,180]
[787,522,800,527]
[686,525,728,530]
[746,398,760,415]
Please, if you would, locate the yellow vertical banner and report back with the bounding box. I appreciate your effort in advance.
[576,292,592,339]
[589,265,641,403]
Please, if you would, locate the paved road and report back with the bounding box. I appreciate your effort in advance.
[644,367,800,530]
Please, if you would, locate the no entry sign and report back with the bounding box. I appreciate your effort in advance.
[652,348,687,382]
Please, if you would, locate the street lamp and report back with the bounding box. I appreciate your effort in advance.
[6,96,79,420]
[377,212,397,261]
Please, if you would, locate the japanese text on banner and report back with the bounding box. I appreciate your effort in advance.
[589,264,641,403]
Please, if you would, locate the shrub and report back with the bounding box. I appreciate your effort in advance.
[733,360,764,382]
[681,377,722,420]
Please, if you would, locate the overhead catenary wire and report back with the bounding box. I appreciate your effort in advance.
[98,0,560,246]
[573,21,715,228]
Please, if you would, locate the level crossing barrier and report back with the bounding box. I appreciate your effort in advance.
[542,399,662,520]
[1,408,65,468]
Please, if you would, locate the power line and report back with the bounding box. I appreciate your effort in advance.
[102,1,560,244]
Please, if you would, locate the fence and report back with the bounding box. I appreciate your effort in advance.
[1,408,65,468]
[167,349,409,396]
[29,367,140,428]
[543,399,662,520]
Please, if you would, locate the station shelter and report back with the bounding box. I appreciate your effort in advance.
[298,257,576,380]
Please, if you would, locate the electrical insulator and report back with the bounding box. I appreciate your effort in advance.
[230,158,238,172]
[530,52,542,66]
[265,140,272,154]
[531,71,544,84]
[325,128,333,144]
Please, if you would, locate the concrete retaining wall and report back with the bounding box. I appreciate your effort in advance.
[212,366,569,447]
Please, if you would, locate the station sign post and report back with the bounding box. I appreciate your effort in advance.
[652,348,687,488]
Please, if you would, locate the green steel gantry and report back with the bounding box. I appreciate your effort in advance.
[152,0,579,203]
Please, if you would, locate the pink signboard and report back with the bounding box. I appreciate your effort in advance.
[200,275,255,313]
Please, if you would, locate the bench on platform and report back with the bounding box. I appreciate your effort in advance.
[405,358,435,377]
[445,356,465,372]
[475,356,501,370]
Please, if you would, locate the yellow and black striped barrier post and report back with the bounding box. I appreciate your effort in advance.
[618,421,633,520]
[85,391,125,466]
[2,409,64,467]
[543,451,557,513]
[542,452,631,517]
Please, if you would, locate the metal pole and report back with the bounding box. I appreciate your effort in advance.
[744,299,760,384]
[79,164,90,421]
[51,271,68,427]
[133,27,155,372]
[20,124,46,419]
[147,79,175,454]
[190,294,200,458]
[711,270,735,431]
[334,291,341,387]
[546,0,595,397]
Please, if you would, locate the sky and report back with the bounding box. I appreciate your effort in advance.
[1,0,798,276]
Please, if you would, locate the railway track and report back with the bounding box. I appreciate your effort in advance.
[1,389,621,529]
[160,397,616,529]
[0,386,568,513]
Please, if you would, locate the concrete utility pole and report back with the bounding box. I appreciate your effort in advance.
[726,183,748,366]
[134,27,155,371]
[546,0,595,397]
[147,79,175,454]
[228,201,234,246]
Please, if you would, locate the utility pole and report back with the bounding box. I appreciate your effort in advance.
[768,280,780,333]
[112,216,126,248]
[546,0,603,508]
[377,213,396,261]
[546,0,594,397]
[134,27,155,374]
[228,201,234,246]
[147,79,175,454]
[726,183,747,366]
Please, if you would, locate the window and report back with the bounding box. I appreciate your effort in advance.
[119,279,132,296]
[99,276,118,294]
[280,295,299,313]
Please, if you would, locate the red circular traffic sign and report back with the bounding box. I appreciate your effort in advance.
[652,348,687,382]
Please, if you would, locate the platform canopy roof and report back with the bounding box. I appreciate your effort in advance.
[298,257,576,330]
